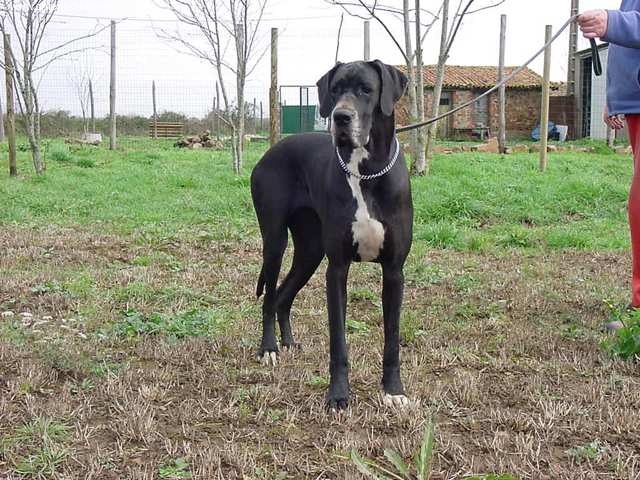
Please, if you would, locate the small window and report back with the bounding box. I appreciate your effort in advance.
[440,97,450,106]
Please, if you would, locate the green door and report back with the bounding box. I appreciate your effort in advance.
[281,105,317,133]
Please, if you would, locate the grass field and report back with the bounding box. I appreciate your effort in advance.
[1,138,639,479]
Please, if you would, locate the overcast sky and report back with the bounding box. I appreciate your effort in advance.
[38,0,622,117]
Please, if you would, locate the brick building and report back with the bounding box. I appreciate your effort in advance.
[397,65,546,139]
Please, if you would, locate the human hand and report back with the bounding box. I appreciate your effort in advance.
[603,106,625,130]
[578,9,608,39]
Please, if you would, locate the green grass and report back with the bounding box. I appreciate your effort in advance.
[602,307,640,359]
[412,149,630,251]
[159,458,192,479]
[2,417,71,478]
[0,137,632,251]
[113,308,227,339]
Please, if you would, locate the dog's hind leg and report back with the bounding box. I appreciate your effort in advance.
[257,225,288,366]
[276,209,324,350]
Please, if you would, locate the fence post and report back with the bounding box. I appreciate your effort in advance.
[152,80,158,139]
[89,79,96,132]
[364,20,370,61]
[498,14,507,154]
[260,101,263,133]
[109,20,117,150]
[269,27,279,146]
[539,25,552,172]
[253,97,256,133]
[4,34,16,177]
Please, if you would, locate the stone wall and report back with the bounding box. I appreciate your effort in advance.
[488,89,541,136]
[395,87,542,138]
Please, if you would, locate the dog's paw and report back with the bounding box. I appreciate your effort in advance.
[382,393,412,409]
[325,384,350,412]
[257,350,278,366]
[280,342,301,354]
[326,396,349,412]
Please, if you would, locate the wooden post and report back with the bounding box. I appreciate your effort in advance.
[539,25,552,172]
[109,20,117,150]
[269,27,279,146]
[260,101,263,133]
[364,20,370,61]
[253,97,256,133]
[567,0,579,96]
[89,79,95,132]
[498,14,507,154]
[152,80,158,139]
[4,34,16,177]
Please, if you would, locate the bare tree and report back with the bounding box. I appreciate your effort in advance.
[157,0,268,174]
[68,54,95,135]
[422,0,506,175]
[325,0,504,176]
[0,0,107,174]
[402,0,419,177]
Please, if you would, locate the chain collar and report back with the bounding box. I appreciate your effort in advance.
[335,137,400,181]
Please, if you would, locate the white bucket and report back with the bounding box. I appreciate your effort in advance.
[556,125,568,142]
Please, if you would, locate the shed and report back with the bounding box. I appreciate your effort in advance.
[397,65,545,139]
[573,42,625,140]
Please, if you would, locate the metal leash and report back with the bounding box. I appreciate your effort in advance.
[396,15,601,133]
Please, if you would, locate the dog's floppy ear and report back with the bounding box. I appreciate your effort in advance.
[316,62,342,118]
[369,60,408,117]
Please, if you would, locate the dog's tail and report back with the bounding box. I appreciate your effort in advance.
[256,267,265,298]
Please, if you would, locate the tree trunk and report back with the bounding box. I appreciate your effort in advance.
[233,22,246,175]
[235,88,245,174]
[402,0,418,171]
[412,0,427,175]
[26,111,43,174]
[424,0,450,175]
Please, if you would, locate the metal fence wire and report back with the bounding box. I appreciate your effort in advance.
[2,14,346,148]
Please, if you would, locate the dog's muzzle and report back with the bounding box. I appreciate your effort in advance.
[331,107,359,147]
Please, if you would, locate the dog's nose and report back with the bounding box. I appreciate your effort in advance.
[333,108,354,126]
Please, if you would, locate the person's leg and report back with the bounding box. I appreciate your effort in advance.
[626,114,640,307]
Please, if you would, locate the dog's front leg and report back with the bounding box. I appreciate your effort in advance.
[381,263,409,407]
[325,261,350,411]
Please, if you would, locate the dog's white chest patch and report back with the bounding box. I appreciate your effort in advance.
[345,148,385,261]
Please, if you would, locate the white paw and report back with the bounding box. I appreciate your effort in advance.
[259,351,278,366]
[382,393,412,409]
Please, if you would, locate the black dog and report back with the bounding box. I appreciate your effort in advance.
[251,60,412,410]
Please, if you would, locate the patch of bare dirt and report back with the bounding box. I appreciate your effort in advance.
[1,226,639,479]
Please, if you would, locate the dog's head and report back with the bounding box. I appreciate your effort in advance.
[316,60,407,148]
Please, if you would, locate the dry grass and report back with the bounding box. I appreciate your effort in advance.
[1,226,639,479]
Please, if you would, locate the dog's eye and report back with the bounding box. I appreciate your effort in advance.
[331,86,339,95]
[360,86,372,96]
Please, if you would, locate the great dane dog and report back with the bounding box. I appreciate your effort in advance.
[251,60,411,410]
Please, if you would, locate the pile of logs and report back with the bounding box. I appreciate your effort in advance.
[174,131,224,149]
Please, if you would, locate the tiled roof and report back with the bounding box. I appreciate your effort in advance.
[401,65,544,89]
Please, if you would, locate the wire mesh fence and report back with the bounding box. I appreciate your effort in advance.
[0,13,353,151]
